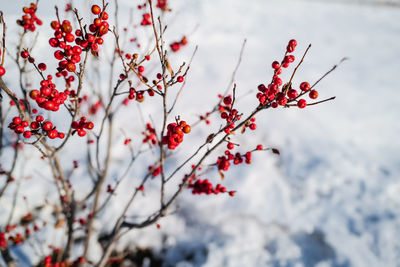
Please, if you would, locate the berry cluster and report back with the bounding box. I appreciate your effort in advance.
[28,74,68,112]
[65,3,73,13]
[43,255,85,267]
[188,179,235,196]
[71,117,94,137]
[217,151,252,171]
[49,5,109,74]
[142,123,157,145]
[107,184,115,194]
[199,112,211,125]
[124,138,131,145]
[256,39,320,109]
[17,3,42,32]
[9,98,25,109]
[141,13,152,26]
[126,87,154,103]
[219,95,242,134]
[31,116,65,139]
[9,115,64,139]
[88,100,102,115]
[8,117,30,137]
[162,121,191,149]
[244,117,257,131]
[156,0,169,11]
[0,213,42,250]
[149,165,161,177]
[170,36,188,52]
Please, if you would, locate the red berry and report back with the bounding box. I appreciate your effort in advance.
[15,125,24,134]
[85,122,94,130]
[272,61,280,70]
[91,43,98,51]
[286,45,295,53]
[249,123,257,130]
[35,115,44,122]
[100,11,109,20]
[64,33,75,43]
[0,66,5,76]
[309,90,318,99]
[38,63,46,71]
[21,51,29,58]
[227,142,234,150]
[42,121,53,131]
[23,131,32,138]
[287,89,298,99]
[77,130,86,137]
[138,66,144,73]
[182,125,191,134]
[13,117,22,125]
[297,99,307,108]
[289,39,297,47]
[223,96,232,105]
[94,18,102,27]
[47,129,58,139]
[300,82,310,91]
[91,5,101,15]
[50,21,60,30]
[177,76,184,83]
[49,38,59,47]
[66,62,76,72]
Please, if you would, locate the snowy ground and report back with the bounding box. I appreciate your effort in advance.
[1,0,399,266]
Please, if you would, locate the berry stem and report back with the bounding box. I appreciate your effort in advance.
[287,44,312,89]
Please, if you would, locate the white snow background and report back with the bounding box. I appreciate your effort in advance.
[0,0,399,266]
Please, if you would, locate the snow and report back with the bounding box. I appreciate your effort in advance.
[1,0,399,266]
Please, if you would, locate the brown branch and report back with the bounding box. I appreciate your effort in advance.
[0,78,26,119]
[0,12,6,67]
[310,57,348,90]
[286,44,312,89]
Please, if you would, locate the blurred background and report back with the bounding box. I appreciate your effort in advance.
[1,0,399,266]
